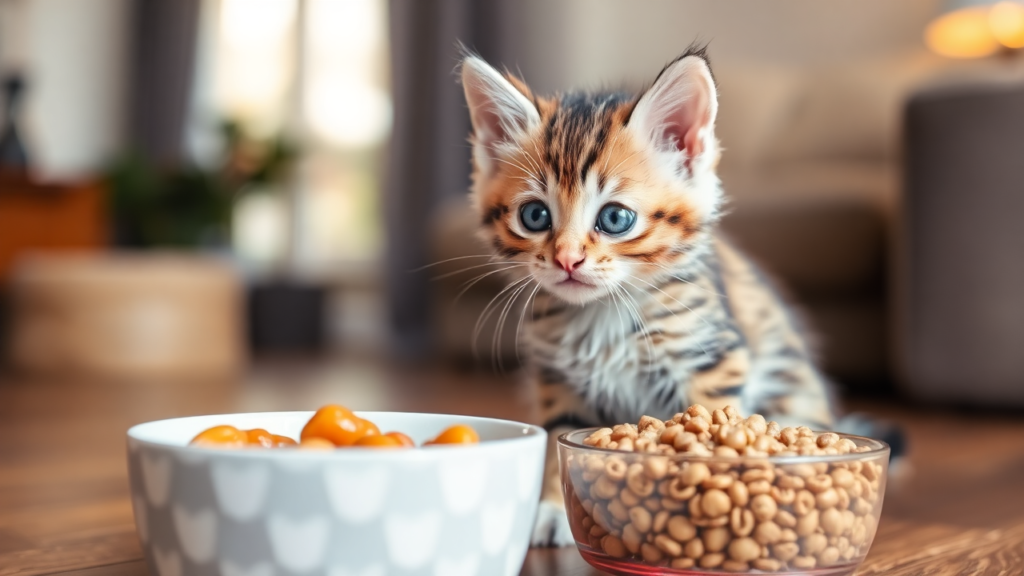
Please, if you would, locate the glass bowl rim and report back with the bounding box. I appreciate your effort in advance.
[558,427,890,464]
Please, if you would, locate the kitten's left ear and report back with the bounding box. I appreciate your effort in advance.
[628,51,718,176]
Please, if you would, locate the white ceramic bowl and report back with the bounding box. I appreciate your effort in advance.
[127,411,546,576]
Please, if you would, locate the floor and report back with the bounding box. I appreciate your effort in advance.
[2,355,1024,575]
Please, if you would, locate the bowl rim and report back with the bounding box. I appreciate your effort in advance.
[127,410,547,461]
[557,427,890,464]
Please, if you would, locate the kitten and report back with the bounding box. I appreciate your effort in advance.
[460,47,837,547]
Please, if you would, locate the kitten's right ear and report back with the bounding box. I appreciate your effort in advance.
[461,56,540,176]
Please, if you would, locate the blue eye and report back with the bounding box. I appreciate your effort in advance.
[597,204,637,236]
[520,201,551,232]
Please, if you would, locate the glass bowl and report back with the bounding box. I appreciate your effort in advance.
[558,429,889,575]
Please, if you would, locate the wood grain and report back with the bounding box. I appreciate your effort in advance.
[1,359,1022,575]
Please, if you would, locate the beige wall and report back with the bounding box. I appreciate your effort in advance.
[2,0,131,181]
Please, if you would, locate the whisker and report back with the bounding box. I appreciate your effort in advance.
[493,277,533,372]
[410,254,498,273]
[514,281,543,364]
[432,261,528,281]
[471,275,534,362]
[452,265,528,309]
[622,275,714,358]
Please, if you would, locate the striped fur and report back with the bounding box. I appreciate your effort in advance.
[461,48,834,546]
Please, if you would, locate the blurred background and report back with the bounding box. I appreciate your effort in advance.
[2,0,1023,412]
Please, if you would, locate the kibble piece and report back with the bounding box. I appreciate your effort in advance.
[816,487,840,510]
[703,474,734,490]
[703,526,732,553]
[752,558,782,572]
[803,533,828,556]
[671,557,696,569]
[601,534,627,558]
[654,534,683,557]
[730,507,755,537]
[806,473,833,493]
[722,560,750,572]
[750,493,778,522]
[666,515,697,542]
[775,510,797,528]
[640,542,663,563]
[626,464,655,497]
[821,507,844,536]
[702,489,733,518]
[772,542,800,562]
[794,490,816,515]
[628,506,652,533]
[680,462,711,487]
[684,537,705,559]
[652,510,670,533]
[753,520,782,545]
[622,523,642,554]
[819,545,841,566]
[796,509,820,536]
[728,480,750,507]
[607,498,629,523]
[643,456,669,480]
[791,555,817,569]
[727,537,761,563]
[699,553,726,568]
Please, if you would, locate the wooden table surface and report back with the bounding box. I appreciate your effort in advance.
[2,356,1023,576]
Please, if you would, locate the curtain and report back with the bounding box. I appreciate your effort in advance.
[384,0,524,358]
[129,0,201,165]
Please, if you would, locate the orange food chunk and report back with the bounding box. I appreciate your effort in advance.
[244,428,275,448]
[271,434,298,447]
[301,404,372,446]
[425,424,480,446]
[353,434,405,448]
[190,425,247,448]
[299,437,336,450]
[384,431,415,447]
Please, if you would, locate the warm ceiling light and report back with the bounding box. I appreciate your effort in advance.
[926,6,1001,58]
[990,1,1024,48]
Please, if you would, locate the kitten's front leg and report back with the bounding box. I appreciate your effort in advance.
[530,378,597,547]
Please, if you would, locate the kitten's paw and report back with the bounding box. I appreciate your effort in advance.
[530,500,574,547]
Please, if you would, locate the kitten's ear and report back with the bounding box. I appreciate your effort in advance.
[461,56,540,175]
[629,52,718,176]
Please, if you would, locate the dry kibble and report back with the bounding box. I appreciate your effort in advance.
[667,515,697,542]
[680,462,711,487]
[628,506,652,533]
[640,542,663,563]
[753,558,782,572]
[750,493,779,523]
[792,555,817,569]
[728,537,761,563]
[703,526,732,553]
[803,532,828,556]
[728,480,750,507]
[700,553,726,568]
[730,507,756,537]
[685,537,705,558]
[722,560,750,572]
[622,523,642,554]
[671,557,696,569]
[703,474,734,490]
[568,404,885,570]
[653,510,670,533]
[819,546,841,566]
[821,507,844,536]
[607,498,629,523]
[654,534,683,557]
[643,456,669,480]
[796,509,820,536]
[601,534,627,558]
[754,520,782,545]
[816,487,840,510]
[773,542,800,562]
[702,489,733,518]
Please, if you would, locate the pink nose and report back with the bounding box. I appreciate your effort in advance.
[555,249,585,272]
